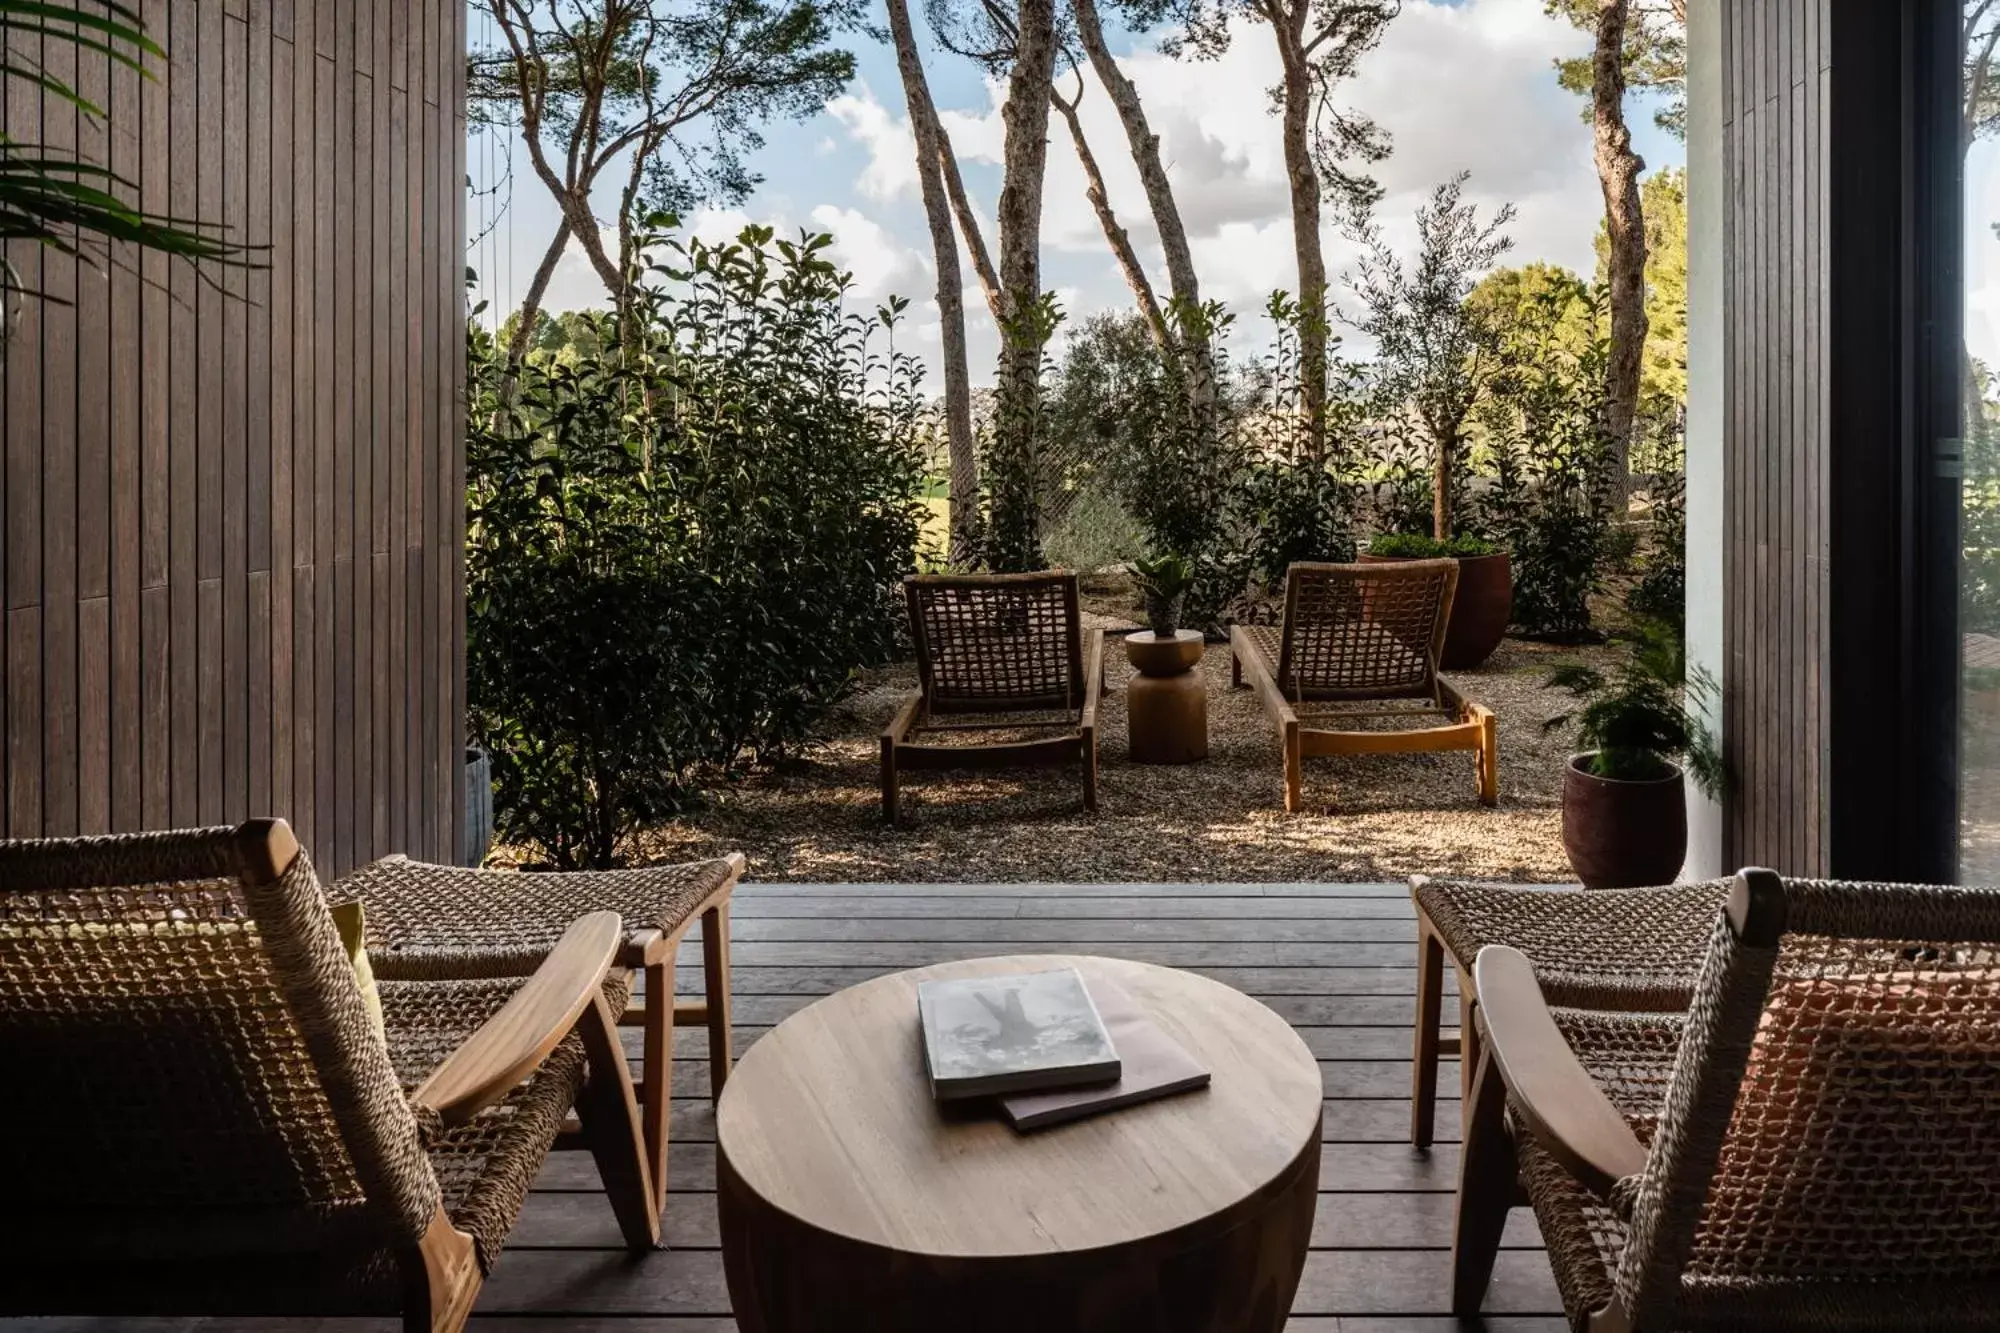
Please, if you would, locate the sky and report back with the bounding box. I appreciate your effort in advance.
[464,0,1689,387]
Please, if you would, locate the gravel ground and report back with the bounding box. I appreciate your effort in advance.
[615,622,1619,885]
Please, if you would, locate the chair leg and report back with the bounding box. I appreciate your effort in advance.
[1410,926,1445,1149]
[702,902,734,1103]
[1477,711,1499,805]
[1282,718,1303,813]
[1458,978,1482,1106]
[1232,651,1243,688]
[1451,1041,1516,1316]
[404,1207,482,1333]
[577,988,662,1251]
[1082,730,1099,813]
[641,958,676,1215]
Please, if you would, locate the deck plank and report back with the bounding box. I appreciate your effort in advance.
[7,881,1565,1329]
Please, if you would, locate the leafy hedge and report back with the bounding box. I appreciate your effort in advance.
[467,222,927,868]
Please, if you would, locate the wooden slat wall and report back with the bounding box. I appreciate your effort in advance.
[0,0,466,877]
[1720,0,1831,876]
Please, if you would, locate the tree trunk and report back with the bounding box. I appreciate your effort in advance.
[1070,0,1218,423]
[940,133,1004,322]
[1593,0,1648,486]
[1070,0,1198,310]
[887,0,980,564]
[507,217,575,367]
[1276,26,1328,458]
[1052,89,1167,344]
[987,0,1059,571]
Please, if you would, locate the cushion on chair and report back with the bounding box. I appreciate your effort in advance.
[330,899,387,1047]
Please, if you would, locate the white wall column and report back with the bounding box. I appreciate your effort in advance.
[1682,0,1725,879]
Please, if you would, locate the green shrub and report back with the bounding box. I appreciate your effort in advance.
[1626,422,1687,632]
[1475,286,1616,639]
[1367,531,1495,559]
[467,220,927,867]
[1544,620,1723,795]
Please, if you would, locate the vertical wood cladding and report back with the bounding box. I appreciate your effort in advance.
[1721,0,1832,875]
[1,1,466,876]
[1721,0,1954,879]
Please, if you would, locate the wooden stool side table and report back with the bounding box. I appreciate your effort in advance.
[1126,630,1208,764]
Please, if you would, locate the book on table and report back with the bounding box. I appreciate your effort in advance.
[999,977,1211,1131]
[917,967,1121,1101]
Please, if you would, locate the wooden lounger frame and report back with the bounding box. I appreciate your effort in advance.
[1230,559,1498,812]
[882,571,1105,822]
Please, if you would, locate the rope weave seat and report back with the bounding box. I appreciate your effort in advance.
[1458,873,2000,1332]
[340,854,736,978]
[0,823,654,1327]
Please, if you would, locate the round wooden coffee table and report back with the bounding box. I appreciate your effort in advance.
[715,954,1322,1333]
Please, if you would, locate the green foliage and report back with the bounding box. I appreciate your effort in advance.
[1595,167,1688,417]
[1476,284,1616,639]
[1133,550,1194,599]
[1544,620,1724,797]
[1545,0,1686,139]
[1348,173,1515,540]
[1041,483,1142,574]
[1367,532,1495,559]
[467,219,926,868]
[466,0,861,215]
[1966,359,2000,636]
[1229,293,1360,593]
[1,2,253,313]
[1626,419,1687,632]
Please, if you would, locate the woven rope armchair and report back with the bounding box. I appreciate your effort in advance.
[0,821,658,1332]
[335,850,744,1219]
[882,571,1106,822]
[1406,875,1727,1148]
[1453,870,2000,1331]
[1230,560,1498,812]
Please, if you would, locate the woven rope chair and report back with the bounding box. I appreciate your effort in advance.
[1453,870,2000,1331]
[334,851,744,1218]
[1405,874,1728,1148]
[1229,560,1498,812]
[0,821,658,1332]
[882,571,1106,822]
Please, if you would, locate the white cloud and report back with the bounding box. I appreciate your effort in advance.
[828,81,920,201]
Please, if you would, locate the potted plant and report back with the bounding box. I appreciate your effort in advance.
[1361,532,1513,669]
[1133,551,1194,637]
[1543,623,1724,889]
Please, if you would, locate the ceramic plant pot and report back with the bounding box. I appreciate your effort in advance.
[1561,752,1687,890]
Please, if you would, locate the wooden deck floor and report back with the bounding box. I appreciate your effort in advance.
[11,881,1568,1333]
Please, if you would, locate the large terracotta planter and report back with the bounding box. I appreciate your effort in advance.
[1561,752,1686,890]
[1359,551,1512,669]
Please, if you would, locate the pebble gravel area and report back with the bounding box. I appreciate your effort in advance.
[605,620,1621,885]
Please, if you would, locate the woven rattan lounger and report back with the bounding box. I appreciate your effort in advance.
[336,851,744,1217]
[882,571,1106,822]
[1453,870,2000,1330]
[1230,559,1498,812]
[0,820,656,1332]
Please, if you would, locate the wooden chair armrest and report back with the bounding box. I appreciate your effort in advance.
[1472,944,1648,1198]
[882,689,923,748]
[411,911,624,1127]
[1081,629,1106,730]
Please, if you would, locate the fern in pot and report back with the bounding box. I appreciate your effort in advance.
[1543,622,1724,888]
[1133,551,1194,637]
